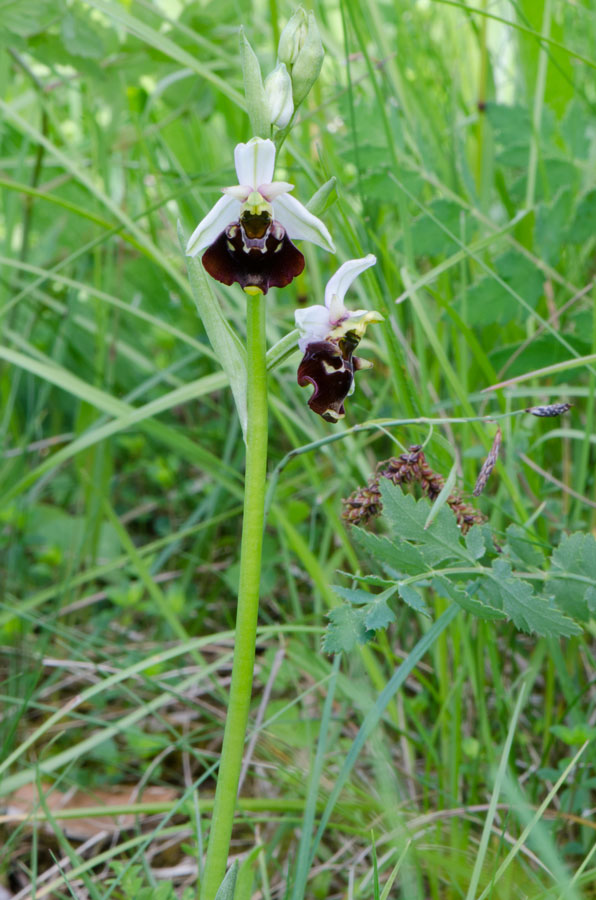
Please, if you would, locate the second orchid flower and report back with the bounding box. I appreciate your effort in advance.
[295,255,384,422]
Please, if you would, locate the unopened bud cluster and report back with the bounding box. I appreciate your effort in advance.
[277,7,324,108]
[243,7,325,135]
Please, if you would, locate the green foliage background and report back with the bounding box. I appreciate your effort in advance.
[1,0,596,897]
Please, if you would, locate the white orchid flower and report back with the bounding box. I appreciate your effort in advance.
[186,137,334,294]
[294,255,384,422]
[294,255,383,351]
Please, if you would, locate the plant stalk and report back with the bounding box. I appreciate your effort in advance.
[200,293,268,900]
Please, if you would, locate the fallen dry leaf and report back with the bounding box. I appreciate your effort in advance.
[3,783,178,840]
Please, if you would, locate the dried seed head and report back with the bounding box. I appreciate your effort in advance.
[473,427,502,497]
[342,446,484,533]
[525,402,572,417]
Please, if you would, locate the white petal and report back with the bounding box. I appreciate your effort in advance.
[273,193,335,252]
[222,184,252,201]
[294,304,330,351]
[186,194,240,256]
[327,292,347,324]
[258,181,294,201]
[234,138,276,190]
[324,255,376,309]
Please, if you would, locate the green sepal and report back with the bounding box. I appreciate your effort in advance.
[306,176,337,216]
[239,27,270,139]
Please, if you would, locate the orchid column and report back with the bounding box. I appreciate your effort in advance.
[186,135,333,900]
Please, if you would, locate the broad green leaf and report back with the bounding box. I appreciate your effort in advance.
[378,480,468,566]
[353,526,427,576]
[324,604,372,653]
[485,102,531,148]
[330,585,397,644]
[364,592,397,632]
[462,252,544,326]
[179,223,248,437]
[550,532,596,621]
[485,560,580,637]
[408,199,464,258]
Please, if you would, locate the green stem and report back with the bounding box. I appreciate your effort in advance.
[200,294,268,900]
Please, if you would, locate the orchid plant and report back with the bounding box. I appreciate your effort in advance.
[183,13,382,899]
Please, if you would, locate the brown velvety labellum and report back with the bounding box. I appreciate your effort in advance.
[202,220,305,294]
[297,340,354,423]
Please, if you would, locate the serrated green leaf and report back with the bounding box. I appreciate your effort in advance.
[397,583,430,617]
[504,524,546,568]
[353,526,427,575]
[433,576,506,621]
[465,526,486,561]
[324,605,372,653]
[179,223,248,438]
[330,585,397,639]
[486,560,580,637]
[379,480,468,565]
[363,587,398,631]
[549,532,596,621]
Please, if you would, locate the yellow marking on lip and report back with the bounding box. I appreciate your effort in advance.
[244,286,264,296]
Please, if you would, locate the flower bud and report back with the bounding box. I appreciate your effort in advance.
[264,62,294,128]
[277,7,308,68]
[290,11,324,107]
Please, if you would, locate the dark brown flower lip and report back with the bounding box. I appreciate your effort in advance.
[201,219,305,294]
[297,334,372,423]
